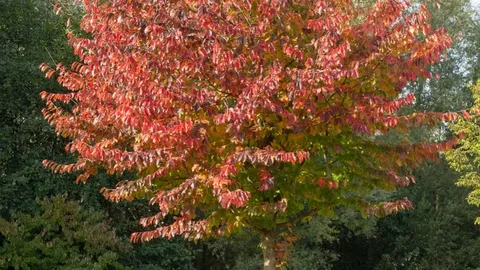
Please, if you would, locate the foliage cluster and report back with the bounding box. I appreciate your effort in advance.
[0,197,129,270]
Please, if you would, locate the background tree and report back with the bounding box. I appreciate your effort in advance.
[447,81,480,222]
[41,0,461,268]
[338,158,480,270]
[0,0,82,216]
[0,196,129,270]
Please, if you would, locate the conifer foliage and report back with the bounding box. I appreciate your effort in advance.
[41,0,460,267]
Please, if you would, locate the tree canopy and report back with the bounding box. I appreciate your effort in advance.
[40,0,471,268]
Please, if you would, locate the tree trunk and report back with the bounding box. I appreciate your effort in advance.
[261,230,276,270]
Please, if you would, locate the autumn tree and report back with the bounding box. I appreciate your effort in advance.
[41,0,461,268]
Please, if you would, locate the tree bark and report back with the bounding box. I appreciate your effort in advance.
[261,230,276,270]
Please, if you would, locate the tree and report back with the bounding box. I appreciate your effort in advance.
[0,0,80,217]
[412,0,479,114]
[41,0,460,268]
[447,81,480,223]
[0,196,129,270]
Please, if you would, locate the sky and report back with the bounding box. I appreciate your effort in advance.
[472,0,480,8]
